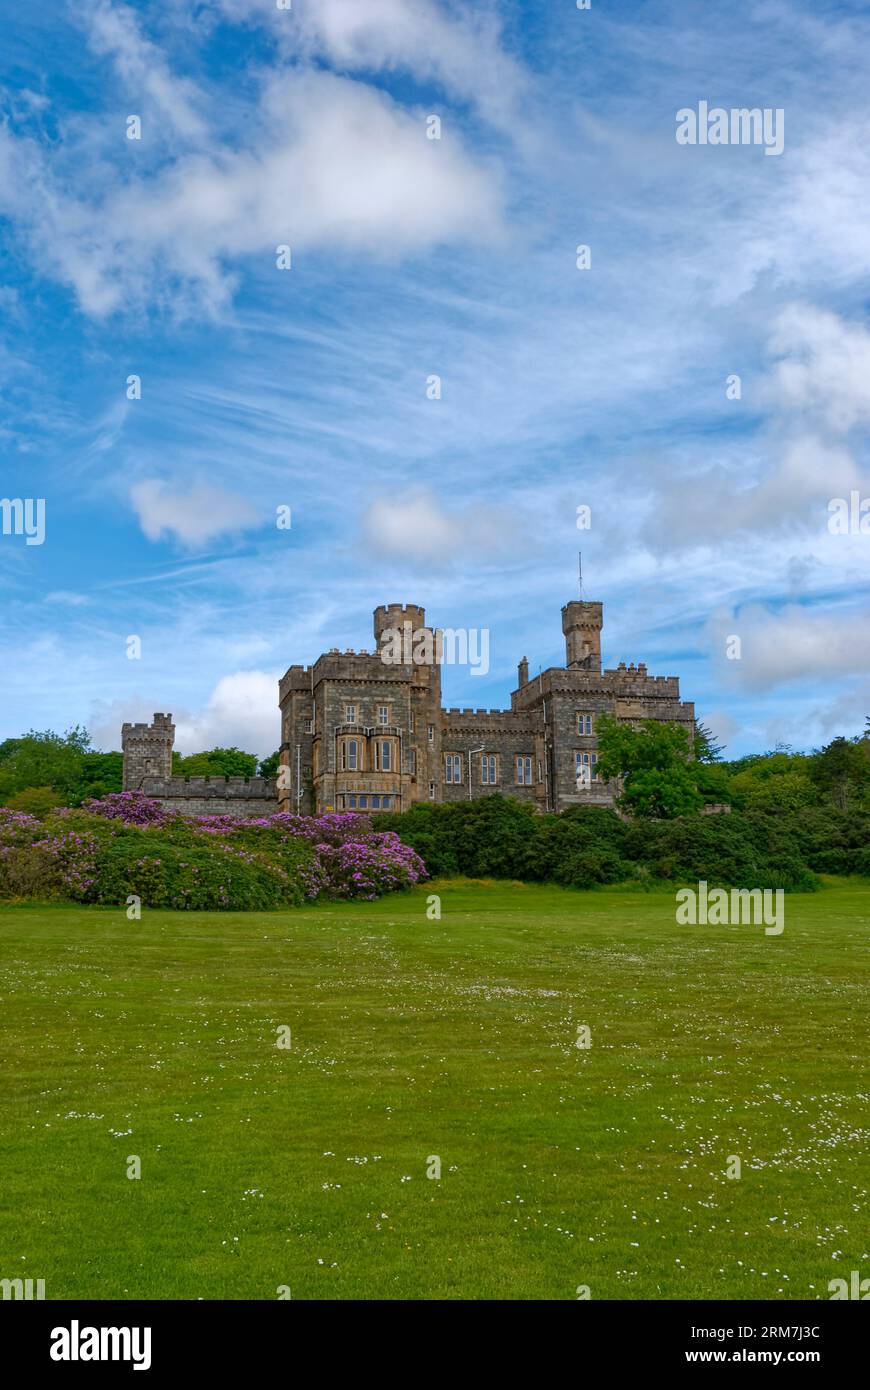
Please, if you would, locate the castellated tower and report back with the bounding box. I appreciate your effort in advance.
[561,601,603,672]
[121,713,175,790]
[373,603,427,654]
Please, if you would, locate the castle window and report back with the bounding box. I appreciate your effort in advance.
[409,748,417,775]
[516,755,533,785]
[409,713,415,733]
[428,724,435,743]
[341,738,360,771]
[345,705,357,724]
[445,753,462,784]
[371,795,381,809]
[377,705,389,726]
[577,713,594,736]
[305,717,313,733]
[575,751,598,782]
[428,781,436,799]
[481,754,498,785]
[374,739,393,772]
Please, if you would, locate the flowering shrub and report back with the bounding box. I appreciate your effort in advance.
[0,793,427,908]
[0,806,41,840]
[31,829,100,898]
[84,790,177,827]
[304,832,427,901]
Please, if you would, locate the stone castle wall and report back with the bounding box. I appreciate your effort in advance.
[122,716,279,817]
[139,775,278,817]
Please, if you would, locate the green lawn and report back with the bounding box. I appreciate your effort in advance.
[0,882,868,1301]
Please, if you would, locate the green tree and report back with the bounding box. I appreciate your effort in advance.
[176,747,259,779]
[70,751,124,804]
[0,727,92,803]
[809,735,870,810]
[595,716,704,819]
[731,767,816,813]
[258,750,281,778]
[693,720,725,763]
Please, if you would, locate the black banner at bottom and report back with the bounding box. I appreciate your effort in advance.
[0,1298,865,1373]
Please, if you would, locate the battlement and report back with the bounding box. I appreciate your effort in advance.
[374,602,426,629]
[604,665,680,695]
[122,712,174,736]
[143,776,277,798]
[311,650,413,683]
[514,666,682,702]
[443,708,540,733]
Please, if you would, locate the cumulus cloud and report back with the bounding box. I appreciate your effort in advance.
[363,488,517,563]
[130,479,260,547]
[0,65,504,317]
[765,303,870,435]
[707,602,870,693]
[653,436,861,548]
[172,671,280,758]
[89,672,281,760]
[645,304,870,550]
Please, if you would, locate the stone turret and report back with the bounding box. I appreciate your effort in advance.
[121,712,175,790]
[561,601,603,673]
[373,603,427,654]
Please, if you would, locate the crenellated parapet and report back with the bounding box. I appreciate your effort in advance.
[142,776,277,798]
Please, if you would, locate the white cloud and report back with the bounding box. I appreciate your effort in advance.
[88,671,280,760]
[172,671,280,758]
[707,602,870,693]
[0,66,504,318]
[130,479,260,547]
[643,305,870,550]
[765,303,870,435]
[218,0,526,133]
[83,0,207,141]
[363,488,517,563]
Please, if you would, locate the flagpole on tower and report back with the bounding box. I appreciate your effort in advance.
[578,551,583,600]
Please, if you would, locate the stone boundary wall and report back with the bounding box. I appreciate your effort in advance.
[141,775,279,818]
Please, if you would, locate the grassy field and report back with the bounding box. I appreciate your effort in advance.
[0,881,868,1301]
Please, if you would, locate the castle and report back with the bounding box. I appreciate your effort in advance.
[122,597,695,817]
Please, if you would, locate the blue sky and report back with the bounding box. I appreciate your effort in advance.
[1,0,868,758]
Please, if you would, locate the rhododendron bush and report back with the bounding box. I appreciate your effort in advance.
[0,795,426,909]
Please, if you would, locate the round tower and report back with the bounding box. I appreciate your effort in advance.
[561,601,603,672]
[373,603,426,651]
